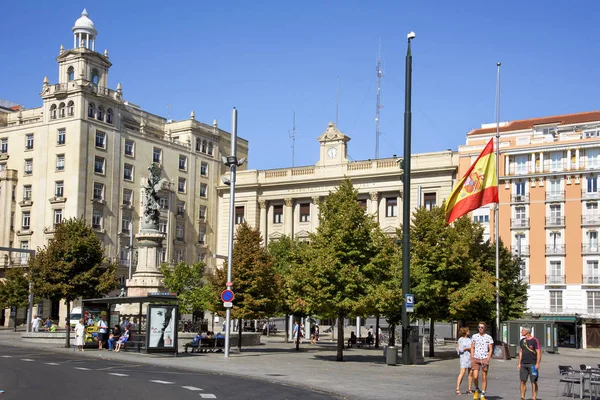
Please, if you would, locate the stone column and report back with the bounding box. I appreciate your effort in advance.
[284,198,293,238]
[539,152,544,172]
[567,149,572,170]
[576,149,580,169]
[369,192,380,221]
[530,153,536,173]
[311,196,320,231]
[259,200,267,246]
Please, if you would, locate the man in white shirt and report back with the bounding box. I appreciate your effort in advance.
[31,314,41,332]
[97,315,108,350]
[470,321,494,400]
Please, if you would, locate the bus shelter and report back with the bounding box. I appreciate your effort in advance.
[81,293,179,354]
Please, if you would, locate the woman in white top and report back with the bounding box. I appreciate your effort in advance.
[74,318,85,351]
[455,326,473,395]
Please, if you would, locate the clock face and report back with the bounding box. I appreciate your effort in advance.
[327,147,337,159]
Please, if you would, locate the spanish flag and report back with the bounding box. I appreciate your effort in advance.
[445,138,498,225]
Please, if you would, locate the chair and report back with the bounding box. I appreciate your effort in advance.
[581,364,591,371]
[558,365,581,398]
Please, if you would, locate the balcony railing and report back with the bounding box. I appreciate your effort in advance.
[511,245,530,256]
[546,244,566,255]
[583,191,600,200]
[546,275,566,285]
[546,217,565,227]
[511,218,530,229]
[582,214,600,226]
[511,194,530,203]
[582,243,600,254]
[546,191,565,201]
[583,275,600,285]
[518,275,530,284]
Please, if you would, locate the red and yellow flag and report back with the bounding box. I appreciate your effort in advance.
[445,138,498,225]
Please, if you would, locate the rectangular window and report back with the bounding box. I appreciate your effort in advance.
[179,155,187,171]
[358,199,367,209]
[22,211,30,230]
[589,177,598,193]
[273,205,283,224]
[299,203,310,222]
[196,138,201,152]
[199,183,207,198]
[25,134,34,150]
[123,189,132,206]
[56,154,65,171]
[123,164,133,181]
[588,292,600,314]
[0,138,7,153]
[20,241,29,264]
[177,202,185,217]
[423,193,436,210]
[235,206,245,224]
[159,196,169,210]
[200,162,208,176]
[176,224,184,240]
[124,140,134,156]
[121,213,131,233]
[588,149,600,169]
[153,147,162,163]
[57,129,66,145]
[92,209,103,229]
[159,249,166,263]
[159,218,168,234]
[550,204,561,219]
[515,181,526,196]
[23,185,32,201]
[199,206,207,221]
[587,261,600,284]
[588,202,599,214]
[93,182,104,200]
[178,177,186,193]
[549,261,563,285]
[53,209,63,226]
[24,159,33,175]
[94,156,105,174]
[515,155,528,174]
[199,229,206,244]
[550,290,563,312]
[175,249,184,263]
[550,152,563,171]
[0,163,6,172]
[386,197,398,217]
[95,131,106,148]
[55,181,64,197]
[550,179,561,196]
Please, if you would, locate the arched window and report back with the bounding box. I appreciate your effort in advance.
[88,102,95,118]
[97,106,104,121]
[67,66,74,81]
[58,102,66,118]
[67,101,74,116]
[91,69,99,86]
[106,109,113,124]
[201,140,207,153]
[207,142,213,156]
[195,138,201,152]
[50,104,57,120]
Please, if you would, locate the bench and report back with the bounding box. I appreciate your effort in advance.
[347,336,374,348]
[185,337,226,353]
[119,332,145,353]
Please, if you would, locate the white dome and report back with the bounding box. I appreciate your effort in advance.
[72,9,97,34]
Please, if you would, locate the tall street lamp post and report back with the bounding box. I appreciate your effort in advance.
[401,31,415,366]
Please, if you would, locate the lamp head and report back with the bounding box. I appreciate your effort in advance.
[221,175,231,186]
[407,31,416,41]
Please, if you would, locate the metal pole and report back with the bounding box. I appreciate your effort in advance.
[401,33,414,365]
[495,62,501,340]
[224,108,238,358]
[128,221,134,280]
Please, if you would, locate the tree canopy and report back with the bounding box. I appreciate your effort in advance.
[160,261,213,315]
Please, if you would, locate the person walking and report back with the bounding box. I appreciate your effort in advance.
[470,321,494,400]
[517,326,541,400]
[455,327,474,395]
[31,314,41,332]
[74,318,85,351]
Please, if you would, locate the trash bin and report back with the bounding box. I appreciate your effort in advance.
[386,346,397,365]
[508,344,517,359]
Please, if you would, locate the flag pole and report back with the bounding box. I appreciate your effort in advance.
[495,62,501,340]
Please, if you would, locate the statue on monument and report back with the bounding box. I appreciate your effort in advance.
[141,163,167,232]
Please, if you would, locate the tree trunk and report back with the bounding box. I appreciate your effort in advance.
[428,319,434,357]
[64,301,71,348]
[295,316,301,351]
[284,313,289,343]
[237,318,243,352]
[336,315,344,361]
[390,323,395,346]
[375,315,380,348]
[13,307,17,332]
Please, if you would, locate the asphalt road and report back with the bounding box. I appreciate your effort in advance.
[0,345,338,399]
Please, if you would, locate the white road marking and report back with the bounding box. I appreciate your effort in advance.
[21,359,34,362]
[1,356,12,358]
[199,395,216,399]
[45,362,60,365]
[108,373,129,377]
[74,367,91,370]
[182,386,204,391]
[150,380,174,384]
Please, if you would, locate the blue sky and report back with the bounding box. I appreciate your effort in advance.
[2,1,599,170]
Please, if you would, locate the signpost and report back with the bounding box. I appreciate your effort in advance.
[221,289,234,303]
[405,294,414,313]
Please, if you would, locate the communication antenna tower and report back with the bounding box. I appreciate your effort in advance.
[375,40,384,159]
[289,110,297,167]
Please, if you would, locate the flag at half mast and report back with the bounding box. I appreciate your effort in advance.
[445,138,498,225]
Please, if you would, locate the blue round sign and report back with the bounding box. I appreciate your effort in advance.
[221,289,234,302]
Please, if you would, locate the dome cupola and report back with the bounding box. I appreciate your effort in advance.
[72,9,97,50]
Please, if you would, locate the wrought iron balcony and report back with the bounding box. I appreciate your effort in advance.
[582,214,600,226]
[511,245,530,256]
[518,275,530,284]
[545,275,566,285]
[545,216,565,227]
[545,191,565,201]
[545,244,566,255]
[582,243,600,254]
[583,191,600,200]
[511,193,530,203]
[511,218,530,229]
[583,275,600,285]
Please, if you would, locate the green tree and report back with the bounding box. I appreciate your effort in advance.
[29,218,119,348]
[208,221,279,350]
[160,261,213,315]
[0,268,31,331]
[267,235,297,342]
[287,178,379,361]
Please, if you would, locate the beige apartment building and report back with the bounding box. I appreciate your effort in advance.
[460,111,600,348]
[216,122,458,258]
[0,10,247,325]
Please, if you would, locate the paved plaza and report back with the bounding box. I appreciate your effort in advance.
[0,329,595,399]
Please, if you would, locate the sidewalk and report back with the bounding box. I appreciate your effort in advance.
[0,330,590,399]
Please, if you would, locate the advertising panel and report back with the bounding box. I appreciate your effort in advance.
[146,304,178,351]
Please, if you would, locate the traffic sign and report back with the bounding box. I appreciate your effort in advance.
[221,289,235,302]
[223,302,233,308]
[405,294,414,313]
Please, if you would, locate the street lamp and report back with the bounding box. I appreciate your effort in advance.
[401,31,415,366]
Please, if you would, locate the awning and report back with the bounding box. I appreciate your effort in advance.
[541,316,577,322]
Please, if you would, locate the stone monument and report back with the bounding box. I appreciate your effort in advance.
[126,163,168,297]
